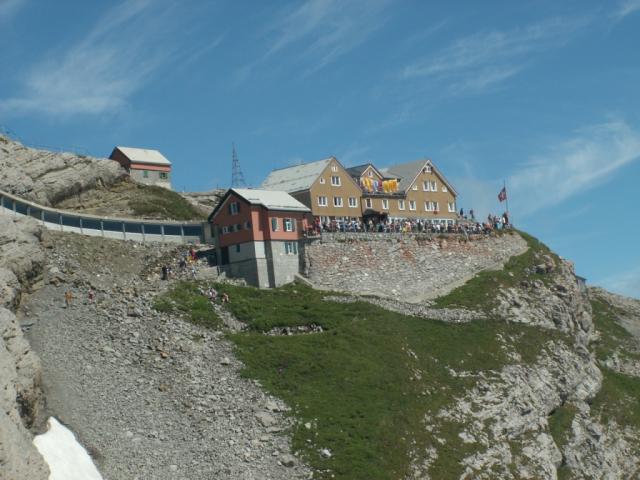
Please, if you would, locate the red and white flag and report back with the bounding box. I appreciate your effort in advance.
[498,187,507,202]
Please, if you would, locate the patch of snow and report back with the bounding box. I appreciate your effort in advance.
[33,417,103,480]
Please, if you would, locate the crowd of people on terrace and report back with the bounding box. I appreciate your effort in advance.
[308,210,510,236]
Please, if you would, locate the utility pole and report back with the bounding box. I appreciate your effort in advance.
[231,143,247,188]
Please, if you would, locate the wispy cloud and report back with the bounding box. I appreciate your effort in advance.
[238,0,390,80]
[0,0,222,117]
[612,0,640,20]
[598,267,640,299]
[401,15,592,94]
[0,0,26,21]
[509,120,640,216]
[450,120,640,220]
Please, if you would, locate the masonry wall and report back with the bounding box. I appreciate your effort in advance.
[302,231,528,302]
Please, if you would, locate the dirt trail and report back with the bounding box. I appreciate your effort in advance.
[22,233,310,480]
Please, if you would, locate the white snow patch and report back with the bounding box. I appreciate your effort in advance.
[33,417,103,480]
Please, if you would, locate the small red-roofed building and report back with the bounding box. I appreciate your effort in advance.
[208,188,311,287]
[109,146,172,190]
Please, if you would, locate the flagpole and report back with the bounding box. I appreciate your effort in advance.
[503,179,509,214]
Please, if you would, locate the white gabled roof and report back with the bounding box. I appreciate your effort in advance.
[232,188,310,212]
[116,146,171,166]
[260,157,332,193]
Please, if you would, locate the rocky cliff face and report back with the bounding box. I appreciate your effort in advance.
[0,135,125,206]
[304,232,528,302]
[0,216,49,480]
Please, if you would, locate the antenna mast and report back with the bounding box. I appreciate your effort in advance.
[231,142,247,188]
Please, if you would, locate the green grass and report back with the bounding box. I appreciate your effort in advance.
[154,280,221,328]
[592,368,640,428]
[433,231,557,312]
[129,185,205,220]
[548,403,577,452]
[590,297,639,363]
[215,282,566,480]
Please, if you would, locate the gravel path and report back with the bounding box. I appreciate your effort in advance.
[22,233,311,480]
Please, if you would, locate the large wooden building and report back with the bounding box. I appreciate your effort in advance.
[261,157,363,225]
[261,157,458,224]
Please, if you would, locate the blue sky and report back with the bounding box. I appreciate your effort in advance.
[1,0,639,298]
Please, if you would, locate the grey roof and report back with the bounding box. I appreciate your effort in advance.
[261,158,332,193]
[115,146,171,166]
[381,158,428,191]
[381,158,458,195]
[232,188,310,212]
[346,164,371,177]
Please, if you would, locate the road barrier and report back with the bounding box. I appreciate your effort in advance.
[0,189,204,244]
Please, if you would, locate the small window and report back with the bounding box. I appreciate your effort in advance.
[365,198,372,208]
[245,221,252,229]
[423,180,429,191]
[424,165,432,173]
[331,165,338,172]
[159,172,168,179]
[367,170,373,177]
[284,218,295,232]
[234,223,242,232]
[271,218,279,231]
[333,196,343,207]
[318,196,328,207]
[431,181,437,191]
[409,200,416,211]
[331,175,341,186]
[348,197,358,208]
[425,202,432,212]
[284,241,298,255]
[319,177,325,184]
[412,185,418,191]
[222,225,230,233]
[434,202,439,211]
[229,202,240,215]
[235,244,241,253]
[382,199,389,210]
[448,202,456,212]
[143,170,149,178]
[398,199,405,210]
[442,185,448,192]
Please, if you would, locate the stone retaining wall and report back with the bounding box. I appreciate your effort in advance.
[302,231,528,302]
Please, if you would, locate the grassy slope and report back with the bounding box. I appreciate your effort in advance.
[590,297,640,435]
[128,184,206,220]
[152,231,594,479]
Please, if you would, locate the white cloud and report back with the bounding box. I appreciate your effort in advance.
[0,0,26,20]
[449,120,640,221]
[401,15,592,94]
[598,267,640,299]
[508,120,640,217]
[241,0,390,79]
[0,0,222,117]
[612,0,640,20]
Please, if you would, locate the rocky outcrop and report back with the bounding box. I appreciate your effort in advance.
[0,135,125,206]
[496,256,594,343]
[304,232,528,302]
[0,216,48,480]
[431,341,601,479]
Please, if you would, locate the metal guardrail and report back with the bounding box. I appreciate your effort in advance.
[0,188,204,244]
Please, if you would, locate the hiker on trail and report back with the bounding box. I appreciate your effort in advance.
[191,265,197,279]
[64,290,73,308]
[179,257,186,270]
[208,287,218,302]
[470,209,475,221]
[190,247,197,262]
[161,265,168,280]
[221,292,230,304]
[88,289,95,304]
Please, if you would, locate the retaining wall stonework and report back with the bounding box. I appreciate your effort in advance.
[302,231,528,302]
